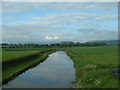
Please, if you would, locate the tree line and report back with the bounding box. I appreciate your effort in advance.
[1,41,107,48]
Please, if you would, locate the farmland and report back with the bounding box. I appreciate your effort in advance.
[63,46,118,88]
[2,1,118,88]
[2,46,119,88]
[2,48,49,62]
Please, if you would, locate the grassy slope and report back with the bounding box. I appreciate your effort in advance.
[64,46,118,88]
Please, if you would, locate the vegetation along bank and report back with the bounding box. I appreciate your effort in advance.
[2,48,57,85]
[63,46,118,88]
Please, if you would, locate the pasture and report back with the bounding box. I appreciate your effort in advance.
[64,46,118,88]
[2,48,49,61]
[2,46,119,88]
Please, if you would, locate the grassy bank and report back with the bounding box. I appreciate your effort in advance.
[63,46,118,88]
[2,48,56,85]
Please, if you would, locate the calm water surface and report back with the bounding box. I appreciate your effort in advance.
[3,51,75,88]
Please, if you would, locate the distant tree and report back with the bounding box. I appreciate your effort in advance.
[85,42,91,46]
[1,43,9,48]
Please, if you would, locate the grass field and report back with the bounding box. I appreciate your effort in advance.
[2,51,40,61]
[2,48,50,61]
[2,46,119,88]
[63,46,118,88]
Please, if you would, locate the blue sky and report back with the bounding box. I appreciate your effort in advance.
[1,2,118,44]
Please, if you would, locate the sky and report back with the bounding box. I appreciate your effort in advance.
[1,2,118,44]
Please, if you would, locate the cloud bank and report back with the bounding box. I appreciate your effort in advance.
[1,2,118,43]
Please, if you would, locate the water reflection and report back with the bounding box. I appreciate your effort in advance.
[3,51,75,88]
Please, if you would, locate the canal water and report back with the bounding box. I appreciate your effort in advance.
[3,51,76,88]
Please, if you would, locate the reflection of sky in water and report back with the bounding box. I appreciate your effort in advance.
[3,51,75,88]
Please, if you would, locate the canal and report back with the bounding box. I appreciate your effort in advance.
[3,51,76,88]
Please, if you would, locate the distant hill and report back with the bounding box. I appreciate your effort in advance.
[88,40,119,45]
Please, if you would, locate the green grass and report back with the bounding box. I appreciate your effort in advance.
[2,46,119,88]
[63,46,118,88]
[2,51,40,61]
[2,48,50,61]
[2,48,47,51]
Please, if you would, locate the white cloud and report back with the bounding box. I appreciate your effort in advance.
[32,13,117,26]
[95,14,118,21]
[1,2,117,13]
[45,36,61,40]
[1,0,119,2]
[2,24,118,43]
[77,28,118,42]
[1,2,118,43]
